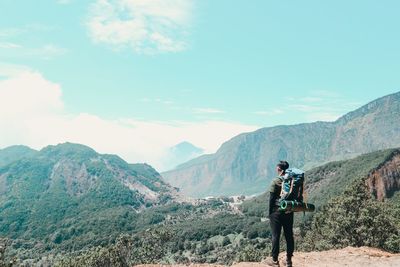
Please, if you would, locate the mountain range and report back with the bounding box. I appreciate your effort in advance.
[48,147,400,265]
[1,91,400,263]
[162,92,400,197]
[0,143,179,251]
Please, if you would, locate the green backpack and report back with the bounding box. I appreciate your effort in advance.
[279,168,305,202]
[278,168,315,212]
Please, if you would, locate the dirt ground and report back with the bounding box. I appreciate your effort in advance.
[135,247,400,267]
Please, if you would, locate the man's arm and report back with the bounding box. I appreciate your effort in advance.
[269,192,276,216]
[268,178,279,216]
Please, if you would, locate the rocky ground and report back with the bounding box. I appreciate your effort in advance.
[135,247,400,267]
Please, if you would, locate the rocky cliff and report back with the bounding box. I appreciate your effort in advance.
[366,150,400,201]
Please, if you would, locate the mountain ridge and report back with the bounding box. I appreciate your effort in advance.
[163,91,400,197]
[0,145,38,167]
[0,142,180,251]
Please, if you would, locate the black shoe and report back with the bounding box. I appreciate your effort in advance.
[286,257,292,267]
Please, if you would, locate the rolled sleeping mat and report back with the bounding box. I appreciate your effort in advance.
[278,200,315,212]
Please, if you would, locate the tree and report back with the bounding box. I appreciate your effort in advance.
[301,180,400,252]
[222,236,231,246]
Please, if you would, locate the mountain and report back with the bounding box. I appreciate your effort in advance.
[50,148,400,266]
[0,145,37,167]
[163,92,400,197]
[161,142,204,171]
[0,142,179,251]
[3,147,399,265]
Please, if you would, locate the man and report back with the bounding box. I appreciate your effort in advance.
[265,160,294,267]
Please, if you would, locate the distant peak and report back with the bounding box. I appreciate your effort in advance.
[39,142,98,158]
[336,91,400,123]
[0,145,36,153]
[44,142,95,150]
[172,141,204,152]
[175,141,197,147]
[0,145,38,167]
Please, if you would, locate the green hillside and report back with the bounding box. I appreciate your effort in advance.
[241,148,400,217]
[0,143,179,257]
[0,145,37,168]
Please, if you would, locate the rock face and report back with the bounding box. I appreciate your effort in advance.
[163,92,400,197]
[306,148,400,205]
[366,150,400,201]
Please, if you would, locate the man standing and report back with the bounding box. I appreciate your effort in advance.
[266,160,294,267]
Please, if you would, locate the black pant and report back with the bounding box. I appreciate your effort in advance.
[269,211,294,260]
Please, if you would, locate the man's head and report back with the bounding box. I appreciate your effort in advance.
[276,160,289,175]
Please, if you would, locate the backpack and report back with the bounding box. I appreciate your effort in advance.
[278,168,304,203]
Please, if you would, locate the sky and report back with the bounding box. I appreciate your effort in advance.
[1,0,399,171]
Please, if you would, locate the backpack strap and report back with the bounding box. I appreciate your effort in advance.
[289,177,294,195]
[278,175,285,198]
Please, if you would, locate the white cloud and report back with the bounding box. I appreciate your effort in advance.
[193,108,225,114]
[35,44,68,59]
[306,112,341,122]
[0,23,67,60]
[0,42,21,49]
[86,0,193,54]
[0,72,64,114]
[259,91,361,123]
[254,109,284,116]
[139,97,174,105]
[0,70,258,171]
[310,89,340,98]
[57,0,72,4]
[285,91,361,122]
[299,97,322,103]
[0,63,32,77]
[0,24,54,38]
[0,43,67,60]
[0,28,23,38]
[287,104,321,112]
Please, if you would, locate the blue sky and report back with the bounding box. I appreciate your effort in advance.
[1,0,399,169]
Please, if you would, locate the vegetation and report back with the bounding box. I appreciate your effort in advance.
[240,192,268,217]
[1,195,273,265]
[0,144,399,265]
[0,143,178,262]
[54,217,272,266]
[0,146,37,168]
[300,180,400,252]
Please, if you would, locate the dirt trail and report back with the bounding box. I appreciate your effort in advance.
[135,247,400,267]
